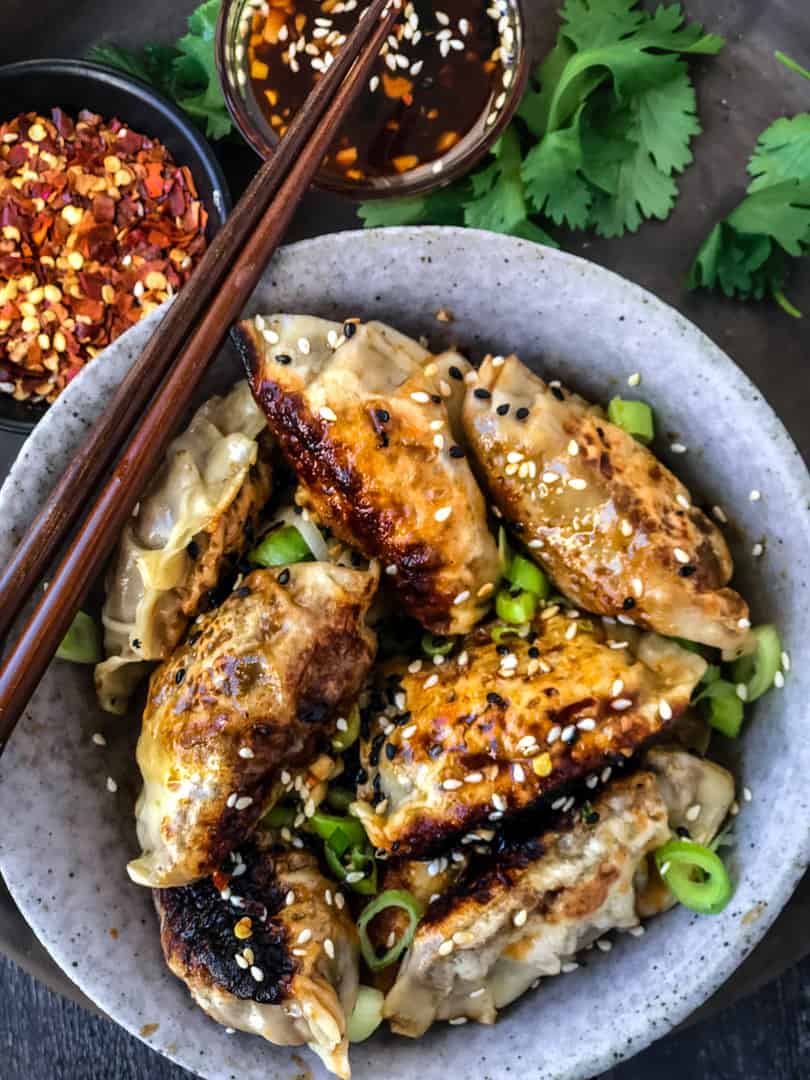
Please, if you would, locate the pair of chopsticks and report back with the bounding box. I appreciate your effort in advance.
[0,0,403,750]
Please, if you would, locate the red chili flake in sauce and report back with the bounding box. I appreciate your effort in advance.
[0,108,209,404]
[242,0,519,184]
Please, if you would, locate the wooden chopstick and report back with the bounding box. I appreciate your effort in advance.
[0,0,398,646]
[0,0,403,748]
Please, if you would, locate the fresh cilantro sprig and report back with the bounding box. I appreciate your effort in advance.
[89,0,232,140]
[359,0,724,242]
[688,52,810,316]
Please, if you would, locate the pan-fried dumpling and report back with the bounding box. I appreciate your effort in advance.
[353,612,706,857]
[234,314,500,635]
[382,771,670,1036]
[156,840,358,1079]
[462,354,750,652]
[96,381,272,714]
[129,562,377,888]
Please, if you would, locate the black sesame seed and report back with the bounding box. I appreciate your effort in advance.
[516,407,530,420]
[236,585,251,598]
[375,408,390,423]
[448,365,463,381]
[275,353,292,365]
[343,321,357,338]
[623,597,636,610]
[369,734,385,768]
[486,691,507,708]
[431,393,442,404]
[188,632,201,646]
[496,644,509,656]
[551,386,565,401]
[679,564,697,577]
[394,711,412,726]
[528,646,540,659]
[385,743,397,761]
[175,668,186,685]
[496,403,510,416]
[427,744,443,759]
[356,767,368,785]
[676,825,692,838]
[132,638,141,650]
[293,505,303,515]
[449,445,465,458]
[186,539,200,559]
[473,387,492,400]
[277,568,291,585]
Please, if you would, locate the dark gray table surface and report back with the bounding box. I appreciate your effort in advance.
[0,0,809,1077]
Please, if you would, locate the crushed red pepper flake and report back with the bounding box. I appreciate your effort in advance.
[0,108,208,404]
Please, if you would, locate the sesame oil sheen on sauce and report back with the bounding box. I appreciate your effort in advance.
[244,0,519,186]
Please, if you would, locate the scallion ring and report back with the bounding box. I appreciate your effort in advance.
[490,622,529,644]
[607,397,655,445]
[324,844,378,896]
[694,677,745,738]
[654,839,734,915]
[495,587,537,625]
[250,523,312,567]
[507,554,549,599]
[357,889,424,971]
[730,624,782,703]
[56,610,102,664]
[307,811,367,855]
[347,986,385,1042]
[332,703,361,752]
[422,633,455,658]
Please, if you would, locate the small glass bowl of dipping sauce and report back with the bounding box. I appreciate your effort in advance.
[217,0,527,199]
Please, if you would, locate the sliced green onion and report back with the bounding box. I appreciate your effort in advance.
[654,839,734,915]
[357,889,424,971]
[326,787,355,814]
[307,812,367,855]
[332,703,361,752]
[250,524,312,567]
[491,622,529,644]
[324,842,378,895]
[262,805,297,829]
[695,678,745,738]
[507,554,549,599]
[498,525,511,574]
[495,587,537,625]
[347,986,385,1043]
[607,397,655,445]
[422,633,455,657]
[730,624,782,703]
[56,611,102,664]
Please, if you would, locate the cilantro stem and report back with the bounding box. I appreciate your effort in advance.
[772,288,804,319]
[775,51,810,82]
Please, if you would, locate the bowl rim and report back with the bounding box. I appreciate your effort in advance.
[2,226,809,1080]
[0,56,232,436]
[214,0,529,201]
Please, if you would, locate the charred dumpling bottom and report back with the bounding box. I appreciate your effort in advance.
[156,841,359,1080]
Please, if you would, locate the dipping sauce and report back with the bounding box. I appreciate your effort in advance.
[0,109,208,404]
[238,0,521,187]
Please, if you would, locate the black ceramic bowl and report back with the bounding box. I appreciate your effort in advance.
[0,58,231,434]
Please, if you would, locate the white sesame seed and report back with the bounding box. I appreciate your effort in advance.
[620,519,634,537]
[492,793,506,811]
[424,673,439,689]
[546,726,561,744]
[385,563,398,576]
[551,796,566,810]
[319,406,337,422]
[513,763,526,782]
[297,928,312,945]
[713,505,728,524]
[686,803,702,822]
[408,658,423,674]
[632,577,644,597]
[336,717,348,733]
[611,679,624,697]
[454,590,471,605]
[568,477,587,491]
[513,908,528,927]
[596,938,613,952]
[285,890,295,906]
[457,650,469,667]
[465,772,484,784]
[411,390,430,403]
[561,724,576,743]
[235,796,254,811]
[752,542,764,557]
[345,871,365,884]
[627,372,641,387]
[324,938,335,959]
[401,724,417,739]
[736,683,748,701]
[738,617,751,629]
[281,770,291,785]
[673,547,690,564]
[238,747,255,759]
[743,786,753,802]
[442,778,463,790]
[565,623,577,640]
[106,776,117,793]
[297,337,311,355]
[628,925,645,937]
[609,640,630,650]
[235,953,248,969]
[601,766,613,783]
[433,654,445,666]
[782,651,791,672]
[561,962,580,974]
[670,442,687,454]
[542,471,559,484]
[250,966,264,982]
[749,489,761,502]
[659,700,673,720]
[92,732,106,746]
[434,506,452,522]
[577,718,596,732]
[567,439,579,456]
[335,893,345,910]
[438,939,454,956]
[469,987,486,998]
[612,698,633,710]
[617,614,635,625]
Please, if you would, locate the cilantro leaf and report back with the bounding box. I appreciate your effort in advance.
[357,185,468,228]
[89,43,156,83]
[747,115,810,192]
[522,109,593,228]
[775,51,810,82]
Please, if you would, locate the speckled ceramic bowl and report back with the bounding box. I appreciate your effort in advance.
[1,227,809,1080]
